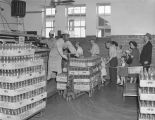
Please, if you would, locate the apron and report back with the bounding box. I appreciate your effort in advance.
[47,39,62,79]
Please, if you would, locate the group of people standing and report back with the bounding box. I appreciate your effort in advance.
[106,33,153,85]
[43,30,153,86]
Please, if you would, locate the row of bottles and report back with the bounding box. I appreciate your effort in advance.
[69,64,100,72]
[0,100,44,115]
[0,76,45,90]
[0,44,32,50]
[0,87,46,102]
[139,68,155,80]
[69,57,101,67]
[140,100,155,107]
[0,65,43,76]
[140,87,155,94]
[139,114,155,120]
[0,55,42,63]
[69,71,101,79]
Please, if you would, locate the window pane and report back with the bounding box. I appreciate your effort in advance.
[81,7,86,14]
[68,7,74,14]
[81,20,85,26]
[74,27,80,37]
[46,8,52,16]
[46,21,52,27]
[51,8,56,15]
[74,20,80,26]
[81,27,85,37]
[46,28,52,38]
[74,7,81,14]
[98,6,105,14]
[97,30,102,37]
[105,6,111,14]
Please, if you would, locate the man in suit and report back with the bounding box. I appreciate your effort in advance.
[140,33,153,70]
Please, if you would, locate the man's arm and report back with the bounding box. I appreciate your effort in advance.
[56,40,67,59]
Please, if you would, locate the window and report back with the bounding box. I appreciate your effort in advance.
[45,8,56,38]
[67,5,86,38]
[97,4,111,37]
[97,4,111,15]
[68,6,86,15]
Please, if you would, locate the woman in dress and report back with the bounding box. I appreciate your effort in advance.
[128,41,140,83]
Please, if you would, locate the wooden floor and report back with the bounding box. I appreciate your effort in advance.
[30,84,138,120]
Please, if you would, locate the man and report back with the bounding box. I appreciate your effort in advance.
[90,39,100,56]
[106,41,118,85]
[140,33,153,70]
[40,30,64,79]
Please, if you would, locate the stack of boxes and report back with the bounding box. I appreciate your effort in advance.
[69,56,102,97]
[0,44,47,120]
[139,68,155,120]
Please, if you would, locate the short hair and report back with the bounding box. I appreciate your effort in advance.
[111,41,118,47]
[129,41,137,48]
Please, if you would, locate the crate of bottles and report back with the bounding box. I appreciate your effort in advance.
[139,68,155,87]
[69,64,100,76]
[73,72,101,91]
[69,56,101,67]
[0,100,46,120]
[139,114,155,120]
[139,100,155,114]
[56,73,67,82]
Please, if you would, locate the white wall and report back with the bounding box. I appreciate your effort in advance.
[0,1,16,31]
[23,0,155,36]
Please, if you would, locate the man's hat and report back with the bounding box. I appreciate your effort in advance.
[145,33,152,40]
[49,30,54,35]
[62,30,69,35]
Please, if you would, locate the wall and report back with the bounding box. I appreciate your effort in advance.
[0,0,16,31]
[23,0,155,36]
[111,0,155,35]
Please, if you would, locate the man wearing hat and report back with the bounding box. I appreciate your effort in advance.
[140,33,153,70]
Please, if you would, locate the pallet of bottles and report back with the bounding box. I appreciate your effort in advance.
[0,100,46,120]
[69,56,101,67]
[68,63,101,75]
[0,43,47,120]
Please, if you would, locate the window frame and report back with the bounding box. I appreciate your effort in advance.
[44,7,56,38]
[66,5,86,38]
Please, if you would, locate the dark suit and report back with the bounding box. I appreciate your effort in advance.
[140,41,152,69]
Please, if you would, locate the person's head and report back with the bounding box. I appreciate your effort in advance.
[121,56,126,62]
[144,33,152,43]
[62,30,69,41]
[90,39,95,45]
[129,41,137,49]
[111,41,118,47]
[49,30,54,39]
[105,41,112,49]
[75,42,80,47]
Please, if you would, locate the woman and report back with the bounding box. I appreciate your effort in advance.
[129,41,140,83]
[129,41,140,66]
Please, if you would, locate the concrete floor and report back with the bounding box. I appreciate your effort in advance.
[30,84,138,120]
